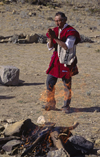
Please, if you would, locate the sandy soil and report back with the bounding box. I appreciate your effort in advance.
[0,0,100,149]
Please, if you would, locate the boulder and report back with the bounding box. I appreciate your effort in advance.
[26,34,39,43]
[4,119,38,137]
[2,139,21,152]
[47,148,68,157]
[4,120,24,136]
[0,65,20,86]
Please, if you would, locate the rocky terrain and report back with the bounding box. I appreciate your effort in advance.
[0,0,100,156]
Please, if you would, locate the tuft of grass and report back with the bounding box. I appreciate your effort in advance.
[17,100,24,103]
[89,8,100,14]
[95,49,100,53]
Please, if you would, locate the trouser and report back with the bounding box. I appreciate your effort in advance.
[46,74,72,107]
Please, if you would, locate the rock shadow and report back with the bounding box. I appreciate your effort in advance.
[0,96,15,99]
[18,80,45,86]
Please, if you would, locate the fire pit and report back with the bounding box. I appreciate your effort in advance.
[0,118,96,157]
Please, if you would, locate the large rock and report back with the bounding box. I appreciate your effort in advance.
[26,34,39,43]
[4,119,38,137]
[2,139,21,152]
[47,148,68,157]
[0,65,20,86]
[4,120,24,136]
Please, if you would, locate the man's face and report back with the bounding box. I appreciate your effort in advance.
[54,15,66,29]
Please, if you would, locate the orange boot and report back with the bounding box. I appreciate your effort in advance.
[42,88,56,111]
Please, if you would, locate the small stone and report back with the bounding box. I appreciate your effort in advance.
[95,139,100,145]
[12,10,16,14]
[97,149,100,155]
[2,139,21,152]
[29,12,32,16]
[97,41,100,44]
[47,148,67,157]
[87,91,91,96]
[85,43,91,48]
[6,119,15,124]
[37,116,45,125]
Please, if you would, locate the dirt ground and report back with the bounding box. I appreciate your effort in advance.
[0,0,100,150]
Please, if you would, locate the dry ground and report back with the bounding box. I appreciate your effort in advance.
[0,0,100,150]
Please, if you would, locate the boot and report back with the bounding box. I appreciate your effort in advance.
[61,78,71,113]
[61,105,70,113]
[42,88,56,111]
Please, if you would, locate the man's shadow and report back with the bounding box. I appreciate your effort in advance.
[70,106,100,113]
[55,106,100,113]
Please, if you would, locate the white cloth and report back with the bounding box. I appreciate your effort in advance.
[65,36,76,49]
[57,28,76,65]
[47,23,76,65]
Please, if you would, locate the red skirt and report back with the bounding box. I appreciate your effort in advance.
[46,51,71,79]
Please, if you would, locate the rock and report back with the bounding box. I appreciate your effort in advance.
[68,135,94,153]
[85,43,91,48]
[12,10,16,14]
[97,149,100,155]
[47,17,54,21]
[37,115,45,124]
[29,12,32,16]
[6,119,15,124]
[29,12,36,17]
[87,91,91,96]
[4,120,24,136]
[38,34,47,43]
[0,2,4,5]
[95,139,100,146]
[26,34,39,43]
[9,34,19,43]
[80,35,94,43]
[2,139,21,152]
[4,119,38,137]
[89,26,97,31]
[0,36,5,40]
[47,148,68,157]
[0,65,20,86]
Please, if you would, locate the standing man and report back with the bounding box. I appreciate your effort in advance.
[43,12,80,113]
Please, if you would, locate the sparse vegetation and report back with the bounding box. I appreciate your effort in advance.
[89,8,100,14]
[95,49,100,53]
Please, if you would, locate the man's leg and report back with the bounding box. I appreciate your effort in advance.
[43,74,57,111]
[61,77,72,113]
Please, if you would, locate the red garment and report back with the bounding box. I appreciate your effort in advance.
[46,25,81,79]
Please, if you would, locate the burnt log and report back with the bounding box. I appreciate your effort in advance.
[50,131,70,157]
[21,122,55,156]
[21,122,79,156]
[0,136,20,145]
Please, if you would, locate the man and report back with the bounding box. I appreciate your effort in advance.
[43,12,80,113]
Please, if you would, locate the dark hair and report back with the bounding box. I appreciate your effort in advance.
[55,12,67,21]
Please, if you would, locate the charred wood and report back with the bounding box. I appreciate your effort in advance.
[0,136,20,145]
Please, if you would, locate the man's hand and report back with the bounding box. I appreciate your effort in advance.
[48,28,57,39]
